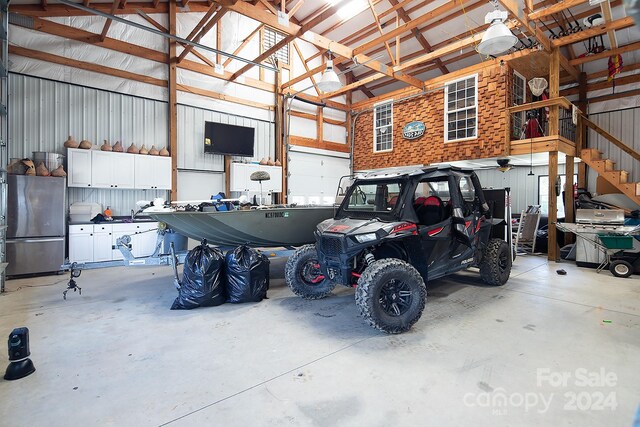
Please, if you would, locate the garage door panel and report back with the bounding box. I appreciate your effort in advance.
[288,150,350,205]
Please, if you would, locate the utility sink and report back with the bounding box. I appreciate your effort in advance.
[108,216,154,224]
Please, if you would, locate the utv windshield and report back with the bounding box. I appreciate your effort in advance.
[341,180,404,219]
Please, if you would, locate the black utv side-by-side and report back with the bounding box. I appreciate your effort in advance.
[285,166,512,334]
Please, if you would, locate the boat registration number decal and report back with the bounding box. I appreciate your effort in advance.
[265,211,289,218]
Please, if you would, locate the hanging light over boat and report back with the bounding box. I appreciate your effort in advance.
[477,2,518,56]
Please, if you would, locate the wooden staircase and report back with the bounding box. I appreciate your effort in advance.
[580,148,640,206]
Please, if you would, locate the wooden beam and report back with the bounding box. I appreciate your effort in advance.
[177,6,227,63]
[11,1,171,17]
[258,0,277,14]
[367,0,396,66]
[549,48,560,136]
[508,97,572,113]
[289,136,350,153]
[9,45,167,87]
[600,0,617,48]
[529,0,588,21]
[230,35,289,81]
[99,0,119,42]
[569,41,640,66]
[551,17,635,47]
[388,0,448,74]
[177,84,275,110]
[153,0,160,8]
[169,0,178,201]
[292,41,320,95]
[288,0,304,18]
[356,53,424,89]
[320,73,384,99]
[561,73,640,96]
[352,0,461,56]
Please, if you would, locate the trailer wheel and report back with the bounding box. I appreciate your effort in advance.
[480,238,512,286]
[285,244,336,300]
[355,259,426,334]
[610,259,633,278]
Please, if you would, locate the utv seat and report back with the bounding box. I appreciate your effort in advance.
[415,195,445,226]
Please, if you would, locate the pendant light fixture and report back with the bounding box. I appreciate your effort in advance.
[477,1,518,56]
[317,50,343,93]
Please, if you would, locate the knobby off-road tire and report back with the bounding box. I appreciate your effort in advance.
[355,258,426,334]
[610,259,633,278]
[480,238,512,286]
[285,244,336,300]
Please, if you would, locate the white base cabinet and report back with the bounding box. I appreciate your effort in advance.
[69,222,159,263]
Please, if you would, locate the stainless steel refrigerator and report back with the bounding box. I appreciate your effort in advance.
[6,175,66,276]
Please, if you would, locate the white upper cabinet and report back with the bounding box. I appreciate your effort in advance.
[134,155,172,190]
[67,148,92,187]
[68,148,170,190]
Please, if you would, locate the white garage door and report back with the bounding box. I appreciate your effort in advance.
[288,147,350,205]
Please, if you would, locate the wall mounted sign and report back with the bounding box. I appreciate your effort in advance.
[402,121,426,139]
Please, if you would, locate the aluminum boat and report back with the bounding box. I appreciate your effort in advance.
[147,206,335,247]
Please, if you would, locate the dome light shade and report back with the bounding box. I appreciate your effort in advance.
[477,20,518,56]
[317,59,342,93]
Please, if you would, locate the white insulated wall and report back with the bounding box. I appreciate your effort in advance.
[9,73,169,217]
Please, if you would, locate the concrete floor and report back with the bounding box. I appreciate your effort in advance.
[0,255,639,426]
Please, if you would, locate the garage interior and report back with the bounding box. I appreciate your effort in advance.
[1,0,639,425]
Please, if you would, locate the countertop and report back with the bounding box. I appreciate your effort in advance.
[68,216,157,226]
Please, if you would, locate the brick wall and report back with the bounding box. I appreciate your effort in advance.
[353,64,509,171]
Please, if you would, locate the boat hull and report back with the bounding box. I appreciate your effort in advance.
[148,207,335,247]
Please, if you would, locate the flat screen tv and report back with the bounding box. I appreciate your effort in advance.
[204,121,255,157]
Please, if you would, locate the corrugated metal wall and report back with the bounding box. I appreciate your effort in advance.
[587,107,640,190]
[476,163,573,214]
[177,104,275,172]
[9,73,169,216]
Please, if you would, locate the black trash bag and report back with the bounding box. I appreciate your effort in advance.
[171,240,226,310]
[225,245,270,303]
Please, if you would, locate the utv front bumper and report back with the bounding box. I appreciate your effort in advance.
[315,232,358,286]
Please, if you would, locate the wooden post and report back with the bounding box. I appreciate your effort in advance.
[346,73,353,174]
[564,155,575,244]
[169,0,178,201]
[548,151,559,262]
[275,63,284,204]
[224,156,231,197]
[317,106,323,145]
[577,71,588,189]
[548,48,560,137]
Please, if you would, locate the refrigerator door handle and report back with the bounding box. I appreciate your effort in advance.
[7,238,65,244]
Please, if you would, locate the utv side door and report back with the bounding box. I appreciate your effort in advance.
[449,174,481,261]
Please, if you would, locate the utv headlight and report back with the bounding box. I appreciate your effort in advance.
[354,233,377,243]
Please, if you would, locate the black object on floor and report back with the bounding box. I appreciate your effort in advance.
[4,327,36,381]
[171,240,226,310]
[63,262,82,300]
[556,269,567,275]
[225,245,270,303]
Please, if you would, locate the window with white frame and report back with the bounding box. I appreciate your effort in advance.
[512,71,526,138]
[444,75,477,142]
[374,101,393,152]
[263,27,289,64]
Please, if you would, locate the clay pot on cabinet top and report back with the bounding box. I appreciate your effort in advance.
[51,165,67,177]
[148,145,159,156]
[127,143,139,154]
[112,141,124,152]
[101,140,112,151]
[36,162,50,176]
[64,135,79,149]
[159,147,170,157]
[139,144,149,155]
[79,140,92,149]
